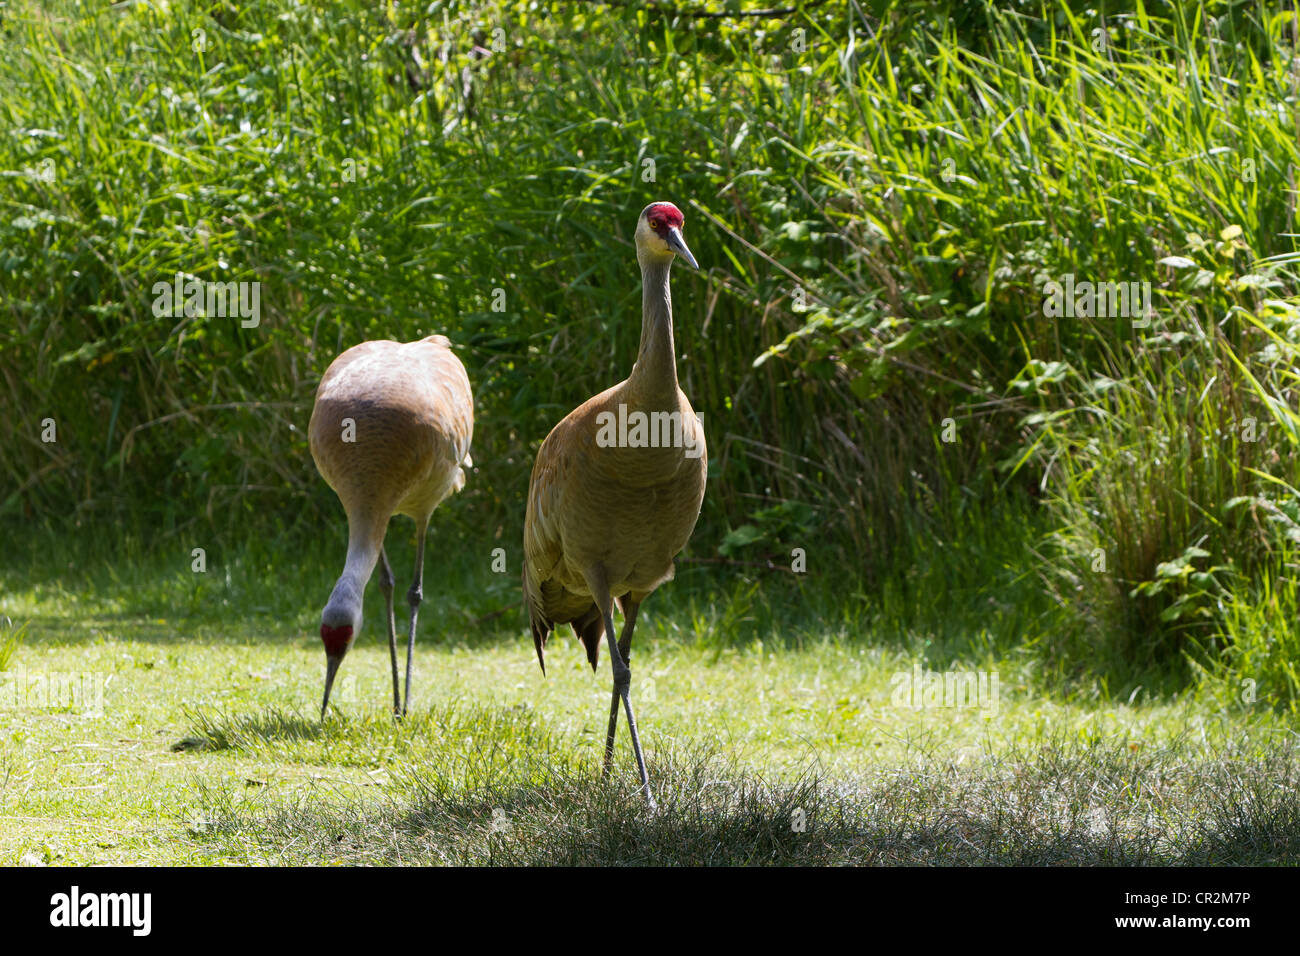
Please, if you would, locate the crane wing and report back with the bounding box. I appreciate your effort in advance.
[522,419,604,672]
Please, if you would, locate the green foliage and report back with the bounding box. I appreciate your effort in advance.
[2,0,1299,700]
[718,500,816,558]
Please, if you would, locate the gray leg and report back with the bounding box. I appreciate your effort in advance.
[585,572,654,808]
[603,597,641,778]
[401,519,429,718]
[378,548,400,715]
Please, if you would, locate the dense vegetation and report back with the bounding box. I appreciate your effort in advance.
[2,0,1299,709]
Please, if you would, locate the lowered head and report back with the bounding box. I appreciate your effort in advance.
[319,588,361,718]
[635,202,698,270]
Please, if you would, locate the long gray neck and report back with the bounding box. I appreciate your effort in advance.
[321,525,380,630]
[628,252,678,403]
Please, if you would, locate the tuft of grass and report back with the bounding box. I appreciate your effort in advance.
[0,616,26,671]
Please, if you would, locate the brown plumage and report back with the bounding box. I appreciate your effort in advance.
[309,334,473,718]
[523,202,705,806]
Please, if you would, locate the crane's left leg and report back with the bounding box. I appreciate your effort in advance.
[584,570,654,808]
[401,517,430,718]
[603,596,641,778]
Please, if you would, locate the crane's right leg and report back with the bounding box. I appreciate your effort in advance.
[401,518,430,719]
[378,547,401,715]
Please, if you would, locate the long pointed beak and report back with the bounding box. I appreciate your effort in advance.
[321,654,343,720]
[665,226,698,270]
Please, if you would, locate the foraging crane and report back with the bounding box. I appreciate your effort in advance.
[523,202,706,807]
[309,334,473,719]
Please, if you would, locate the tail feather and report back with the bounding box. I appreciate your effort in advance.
[571,605,604,672]
[524,562,605,673]
[524,565,547,674]
[530,618,548,674]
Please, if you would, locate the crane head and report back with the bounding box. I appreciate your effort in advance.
[319,620,356,718]
[636,202,698,269]
[319,581,363,717]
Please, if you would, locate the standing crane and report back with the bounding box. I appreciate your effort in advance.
[309,334,473,719]
[524,202,706,807]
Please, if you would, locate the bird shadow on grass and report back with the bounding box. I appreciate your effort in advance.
[171,698,553,762]
[173,705,331,752]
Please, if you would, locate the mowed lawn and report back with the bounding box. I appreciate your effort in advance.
[3,561,1297,866]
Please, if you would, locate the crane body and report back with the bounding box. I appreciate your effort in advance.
[524,202,704,806]
[309,334,473,718]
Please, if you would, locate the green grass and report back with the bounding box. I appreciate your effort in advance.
[2,534,1296,866]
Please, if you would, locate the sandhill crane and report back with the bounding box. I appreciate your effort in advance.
[524,202,706,807]
[309,334,473,719]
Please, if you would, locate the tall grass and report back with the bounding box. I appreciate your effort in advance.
[2,0,1299,698]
